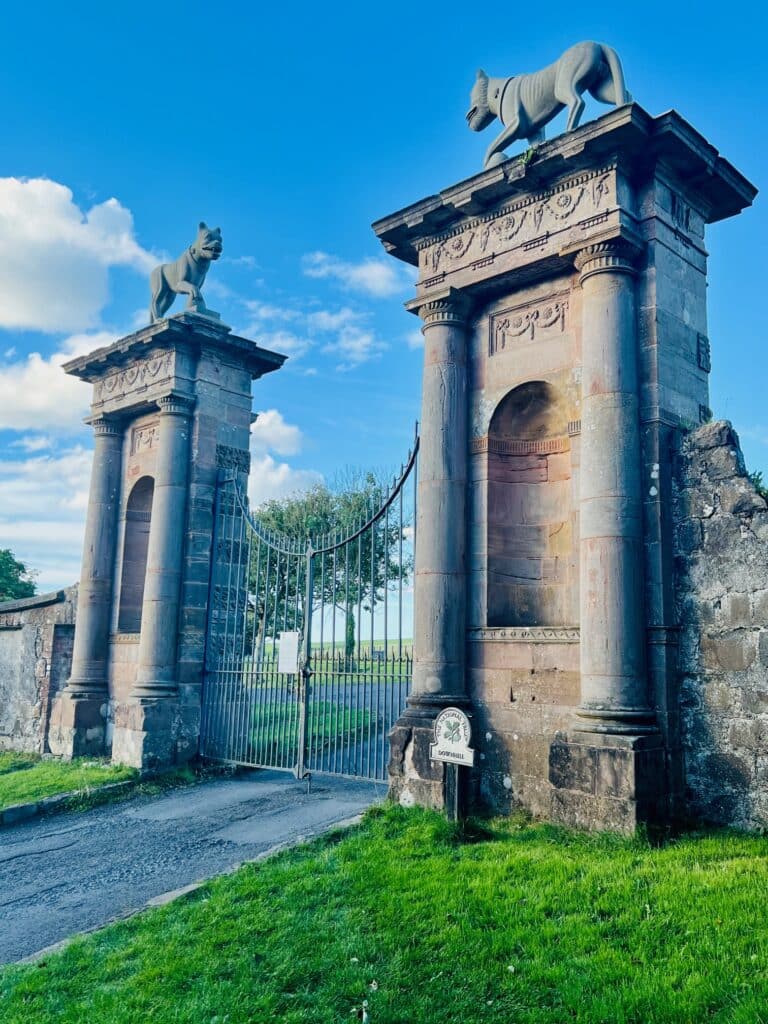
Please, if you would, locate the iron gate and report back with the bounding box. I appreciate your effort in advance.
[200,435,418,782]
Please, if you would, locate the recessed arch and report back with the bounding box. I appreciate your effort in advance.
[486,381,575,627]
[117,476,154,633]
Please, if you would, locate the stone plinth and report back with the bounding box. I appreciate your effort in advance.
[374,104,756,829]
[54,313,286,767]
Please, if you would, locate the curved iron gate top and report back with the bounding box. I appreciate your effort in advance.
[200,434,418,782]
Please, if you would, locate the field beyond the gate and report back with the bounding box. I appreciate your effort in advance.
[1,808,766,1024]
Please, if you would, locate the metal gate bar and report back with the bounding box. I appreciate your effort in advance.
[200,432,418,782]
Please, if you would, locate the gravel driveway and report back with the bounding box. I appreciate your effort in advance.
[0,769,383,965]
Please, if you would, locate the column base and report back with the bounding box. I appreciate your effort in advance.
[388,695,471,812]
[47,691,108,759]
[574,706,659,735]
[111,698,199,770]
[548,730,666,834]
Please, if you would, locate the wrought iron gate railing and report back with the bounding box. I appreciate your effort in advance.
[200,435,418,782]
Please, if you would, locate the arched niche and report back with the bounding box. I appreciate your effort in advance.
[486,381,575,627]
[117,476,154,633]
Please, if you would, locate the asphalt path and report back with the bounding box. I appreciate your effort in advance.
[0,770,383,965]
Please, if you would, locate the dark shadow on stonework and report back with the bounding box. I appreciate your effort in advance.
[117,476,154,633]
[486,380,576,627]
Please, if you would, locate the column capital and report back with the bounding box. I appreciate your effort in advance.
[157,392,195,417]
[406,288,470,328]
[574,239,643,286]
[88,415,123,438]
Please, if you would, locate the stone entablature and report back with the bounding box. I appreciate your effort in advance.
[418,166,617,288]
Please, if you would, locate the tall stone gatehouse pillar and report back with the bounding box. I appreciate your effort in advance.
[375,105,756,830]
[49,314,285,767]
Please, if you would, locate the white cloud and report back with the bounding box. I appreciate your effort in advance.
[306,307,362,331]
[406,328,424,349]
[10,435,53,452]
[244,301,299,322]
[323,325,387,371]
[256,329,312,360]
[0,446,92,590]
[0,178,155,333]
[248,454,323,507]
[0,330,117,432]
[302,251,411,298]
[251,409,303,457]
[247,409,322,506]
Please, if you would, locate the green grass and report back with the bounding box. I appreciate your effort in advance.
[251,700,371,761]
[0,752,137,812]
[2,807,767,1023]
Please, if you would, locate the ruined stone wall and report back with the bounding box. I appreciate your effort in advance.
[0,587,77,753]
[674,421,768,830]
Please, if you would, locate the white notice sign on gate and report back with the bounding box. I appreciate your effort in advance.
[277,631,300,675]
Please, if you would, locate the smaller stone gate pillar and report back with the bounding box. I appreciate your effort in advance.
[111,392,194,767]
[133,393,194,698]
[388,288,470,809]
[49,415,123,757]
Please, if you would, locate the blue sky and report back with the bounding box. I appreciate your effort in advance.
[0,0,764,589]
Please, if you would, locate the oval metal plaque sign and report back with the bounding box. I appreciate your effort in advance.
[429,707,475,767]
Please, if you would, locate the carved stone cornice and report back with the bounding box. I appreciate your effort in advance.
[468,626,580,643]
[574,239,642,285]
[157,392,195,418]
[471,435,569,456]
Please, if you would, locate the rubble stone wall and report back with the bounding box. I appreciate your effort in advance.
[0,587,77,753]
[674,421,768,830]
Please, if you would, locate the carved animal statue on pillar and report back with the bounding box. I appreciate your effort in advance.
[467,41,630,169]
[149,223,223,322]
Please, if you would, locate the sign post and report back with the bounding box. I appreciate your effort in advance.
[429,707,474,821]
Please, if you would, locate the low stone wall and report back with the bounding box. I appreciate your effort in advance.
[674,421,768,830]
[0,587,77,753]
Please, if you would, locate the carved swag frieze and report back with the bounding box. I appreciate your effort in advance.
[422,168,613,277]
[95,351,174,403]
[490,294,569,354]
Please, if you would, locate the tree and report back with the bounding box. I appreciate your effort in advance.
[249,470,414,663]
[0,549,37,602]
[749,470,768,501]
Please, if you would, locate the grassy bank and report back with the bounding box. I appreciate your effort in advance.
[0,753,137,812]
[1,807,767,1022]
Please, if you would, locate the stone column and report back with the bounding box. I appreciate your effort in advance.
[410,290,469,709]
[388,289,469,807]
[574,241,654,734]
[133,392,195,698]
[49,416,122,757]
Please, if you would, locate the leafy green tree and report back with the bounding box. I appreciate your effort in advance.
[0,549,37,602]
[250,471,414,662]
[748,470,768,501]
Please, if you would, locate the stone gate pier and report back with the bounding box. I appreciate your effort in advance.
[48,314,285,768]
[375,104,757,831]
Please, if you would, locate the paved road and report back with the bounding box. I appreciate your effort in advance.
[0,770,384,965]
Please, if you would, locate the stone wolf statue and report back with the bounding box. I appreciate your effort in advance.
[149,222,223,322]
[467,41,630,169]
